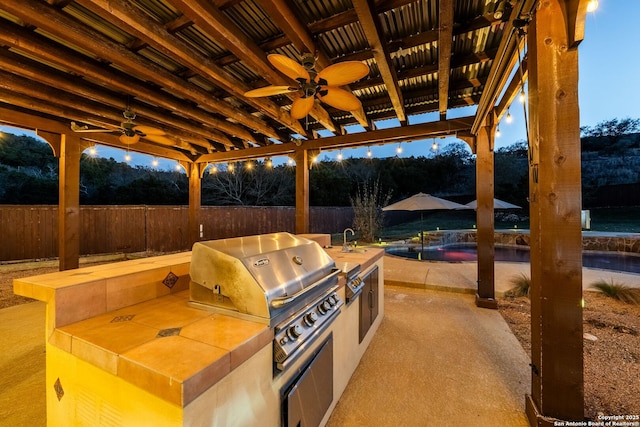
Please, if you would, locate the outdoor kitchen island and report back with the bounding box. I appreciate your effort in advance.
[13,234,384,426]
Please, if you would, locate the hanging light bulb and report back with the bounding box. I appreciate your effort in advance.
[287,157,294,166]
[337,150,343,161]
[124,151,131,162]
[210,164,218,174]
[496,126,501,137]
[519,89,526,103]
[175,163,181,171]
[228,162,234,172]
[266,158,273,168]
[245,161,253,170]
[367,147,372,157]
[88,145,97,157]
[396,143,403,154]
[506,109,513,124]
[431,141,438,151]
[586,0,598,12]
[152,158,159,167]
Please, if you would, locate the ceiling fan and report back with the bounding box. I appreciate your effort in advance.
[244,53,369,119]
[70,108,168,145]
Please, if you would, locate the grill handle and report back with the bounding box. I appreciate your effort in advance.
[271,269,340,309]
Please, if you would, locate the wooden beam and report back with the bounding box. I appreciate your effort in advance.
[472,0,538,135]
[0,21,258,144]
[295,149,309,234]
[352,0,406,124]
[2,0,283,142]
[198,116,475,163]
[526,0,585,423]
[438,0,454,120]
[57,133,82,270]
[474,114,497,309]
[188,163,202,246]
[0,81,209,155]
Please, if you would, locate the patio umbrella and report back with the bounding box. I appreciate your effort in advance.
[465,198,522,210]
[382,193,471,255]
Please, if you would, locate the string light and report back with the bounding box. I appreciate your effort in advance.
[287,157,294,166]
[209,164,218,174]
[496,126,501,137]
[175,163,181,171]
[266,158,273,168]
[396,143,403,154]
[367,147,372,157]
[506,108,513,124]
[337,150,343,161]
[431,141,438,151]
[519,89,526,103]
[228,162,234,173]
[152,158,159,167]
[88,145,97,157]
[124,151,131,162]
[586,0,598,12]
[245,161,253,170]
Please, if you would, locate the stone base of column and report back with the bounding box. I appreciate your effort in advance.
[475,294,498,309]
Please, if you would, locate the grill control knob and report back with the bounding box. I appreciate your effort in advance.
[328,295,337,306]
[304,312,318,326]
[318,301,330,314]
[287,325,302,339]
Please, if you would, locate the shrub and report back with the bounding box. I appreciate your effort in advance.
[590,279,640,305]
[505,273,530,298]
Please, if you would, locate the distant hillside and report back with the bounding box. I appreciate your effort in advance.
[1,126,639,208]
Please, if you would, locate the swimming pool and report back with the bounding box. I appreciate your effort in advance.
[385,243,640,274]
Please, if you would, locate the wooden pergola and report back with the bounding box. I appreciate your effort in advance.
[0,0,592,424]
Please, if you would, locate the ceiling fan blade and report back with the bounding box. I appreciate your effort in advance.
[268,54,310,82]
[318,86,362,111]
[244,85,298,97]
[134,125,165,136]
[70,121,115,133]
[290,96,315,120]
[119,133,140,145]
[317,62,369,86]
[143,134,175,145]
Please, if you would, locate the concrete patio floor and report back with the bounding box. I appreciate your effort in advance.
[2,255,639,426]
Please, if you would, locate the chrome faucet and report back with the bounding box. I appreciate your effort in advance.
[342,228,354,252]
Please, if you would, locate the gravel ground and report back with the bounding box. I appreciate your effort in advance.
[499,292,640,421]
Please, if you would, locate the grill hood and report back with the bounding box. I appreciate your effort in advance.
[189,233,337,325]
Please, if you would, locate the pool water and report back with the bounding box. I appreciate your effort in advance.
[385,244,640,274]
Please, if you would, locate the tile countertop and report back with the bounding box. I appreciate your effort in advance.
[13,246,384,407]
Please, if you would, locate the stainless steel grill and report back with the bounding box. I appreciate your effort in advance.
[189,232,343,371]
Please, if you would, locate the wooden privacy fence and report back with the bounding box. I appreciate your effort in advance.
[0,205,354,262]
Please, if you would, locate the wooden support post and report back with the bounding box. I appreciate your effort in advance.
[295,150,309,234]
[475,119,497,309]
[526,1,585,423]
[56,133,81,271]
[188,162,202,247]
